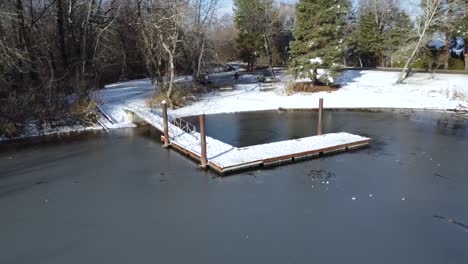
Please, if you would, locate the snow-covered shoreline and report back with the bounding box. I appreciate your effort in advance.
[2,70,467,143]
[0,124,102,143]
[171,70,468,117]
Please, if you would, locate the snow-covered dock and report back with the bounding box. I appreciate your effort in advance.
[125,107,371,174]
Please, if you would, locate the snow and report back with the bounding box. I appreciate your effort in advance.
[171,70,468,117]
[95,78,155,129]
[310,57,323,64]
[2,69,467,142]
[126,106,369,171]
[0,123,102,142]
[88,69,468,129]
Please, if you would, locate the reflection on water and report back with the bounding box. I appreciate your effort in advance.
[184,110,468,147]
[0,110,467,264]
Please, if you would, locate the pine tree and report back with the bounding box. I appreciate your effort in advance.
[290,0,349,85]
[383,11,413,67]
[234,0,277,71]
[345,0,411,68]
[348,11,383,67]
[453,0,468,70]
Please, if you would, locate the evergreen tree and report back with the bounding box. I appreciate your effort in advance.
[383,11,414,66]
[347,10,383,67]
[290,0,349,85]
[345,0,411,67]
[452,0,468,70]
[234,0,277,71]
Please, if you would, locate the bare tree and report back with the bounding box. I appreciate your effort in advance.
[463,0,468,70]
[191,0,218,79]
[211,14,239,62]
[137,0,186,107]
[396,0,453,84]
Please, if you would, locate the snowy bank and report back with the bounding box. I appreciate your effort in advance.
[96,70,468,128]
[171,70,468,117]
[2,69,467,142]
[0,123,101,143]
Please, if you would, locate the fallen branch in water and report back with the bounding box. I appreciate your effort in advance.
[434,214,468,231]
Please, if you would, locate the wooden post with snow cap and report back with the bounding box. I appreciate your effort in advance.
[199,112,208,169]
[317,98,323,135]
[162,100,170,148]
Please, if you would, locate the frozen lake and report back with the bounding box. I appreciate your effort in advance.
[0,110,467,263]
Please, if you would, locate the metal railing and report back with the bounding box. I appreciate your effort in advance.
[169,116,197,134]
[151,109,197,135]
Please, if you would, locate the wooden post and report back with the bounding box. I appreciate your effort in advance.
[317,98,323,135]
[162,100,170,148]
[199,113,208,169]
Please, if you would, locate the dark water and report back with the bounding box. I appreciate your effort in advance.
[1,110,468,264]
[184,109,468,147]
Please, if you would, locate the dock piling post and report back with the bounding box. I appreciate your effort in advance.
[162,100,170,148]
[317,98,323,135]
[199,113,208,169]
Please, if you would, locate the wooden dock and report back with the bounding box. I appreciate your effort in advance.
[125,106,371,174]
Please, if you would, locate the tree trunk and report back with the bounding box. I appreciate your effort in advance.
[56,0,68,67]
[166,52,174,104]
[311,68,318,87]
[263,34,275,80]
[397,0,442,84]
[14,0,30,88]
[121,43,127,80]
[465,0,468,71]
[465,39,468,71]
[160,32,177,106]
[195,33,206,79]
[397,39,422,84]
[81,0,94,82]
[444,32,450,70]
[397,19,431,84]
[444,0,453,70]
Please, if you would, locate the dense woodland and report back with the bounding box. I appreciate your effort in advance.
[0,0,245,135]
[0,0,467,137]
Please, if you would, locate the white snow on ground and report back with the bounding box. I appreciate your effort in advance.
[172,70,468,117]
[95,78,154,129]
[0,123,102,142]
[96,69,468,127]
[95,76,195,129]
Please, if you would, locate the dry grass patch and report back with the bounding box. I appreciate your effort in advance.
[287,82,338,95]
[70,97,99,125]
[147,87,194,109]
[451,89,467,102]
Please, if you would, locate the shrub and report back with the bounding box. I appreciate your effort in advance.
[452,89,467,101]
[70,97,98,125]
[392,59,429,69]
[0,121,18,138]
[286,82,337,95]
[147,87,193,109]
[393,61,406,68]
[147,91,167,109]
[1,92,99,137]
[413,56,430,70]
[449,58,465,70]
